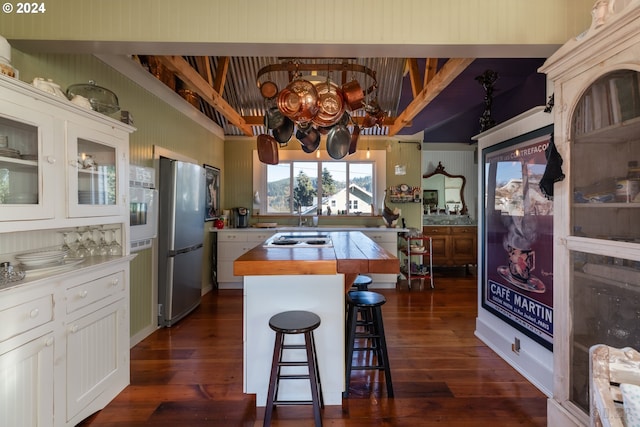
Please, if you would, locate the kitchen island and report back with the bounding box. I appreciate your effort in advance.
[234,231,399,406]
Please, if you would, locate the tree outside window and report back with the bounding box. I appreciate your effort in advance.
[266,161,374,215]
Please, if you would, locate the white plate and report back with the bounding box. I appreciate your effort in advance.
[22,258,85,276]
[15,250,68,267]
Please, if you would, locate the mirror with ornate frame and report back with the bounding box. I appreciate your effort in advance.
[422,161,467,215]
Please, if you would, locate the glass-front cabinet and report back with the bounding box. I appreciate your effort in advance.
[67,122,126,218]
[540,2,640,425]
[567,69,640,412]
[0,96,55,222]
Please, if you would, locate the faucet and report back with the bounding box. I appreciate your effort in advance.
[298,205,304,227]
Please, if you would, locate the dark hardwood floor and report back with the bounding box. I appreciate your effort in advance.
[79,268,547,426]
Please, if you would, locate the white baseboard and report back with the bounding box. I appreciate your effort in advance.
[130,324,158,348]
[475,316,553,397]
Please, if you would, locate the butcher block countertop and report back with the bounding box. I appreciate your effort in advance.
[233,231,399,289]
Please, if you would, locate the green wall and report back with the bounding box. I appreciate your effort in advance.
[10,51,224,340]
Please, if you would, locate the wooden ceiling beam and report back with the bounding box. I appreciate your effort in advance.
[424,58,438,87]
[213,56,229,96]
[407,59,423,97]
[388,58,474,136]
[156,55,253,136]
[195,56,214,86]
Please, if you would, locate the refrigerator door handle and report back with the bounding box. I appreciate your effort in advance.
[168,243,204,257]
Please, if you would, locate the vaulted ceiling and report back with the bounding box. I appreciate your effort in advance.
[137,55,547,142]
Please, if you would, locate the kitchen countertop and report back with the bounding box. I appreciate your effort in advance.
[233,231,399,290]
[211,226,409,232]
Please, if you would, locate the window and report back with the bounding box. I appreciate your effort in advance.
[265,160,374,215]
[254,148,386,216]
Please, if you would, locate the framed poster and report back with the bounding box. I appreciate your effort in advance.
[204,164,220,221]
[481,125,554,350]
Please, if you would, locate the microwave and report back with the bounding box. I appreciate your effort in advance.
[129,166,158,252]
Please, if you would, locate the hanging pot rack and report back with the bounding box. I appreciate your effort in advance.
[256,59,378,96]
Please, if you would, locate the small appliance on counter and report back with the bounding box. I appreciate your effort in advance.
[233,207,250,228]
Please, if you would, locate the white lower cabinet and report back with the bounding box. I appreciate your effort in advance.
[216,230,274,288]
[362,230,399,288]
[0,332,54,427]
[0,258,131,427]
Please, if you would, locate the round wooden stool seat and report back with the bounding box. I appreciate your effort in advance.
[269,310,321,334]
[347,290,385,307]
[352,275,373,291]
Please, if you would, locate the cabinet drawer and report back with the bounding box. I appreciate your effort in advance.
[422,226,451,235]
[451,226,477,235]
[66,271,125,314]
[247,232,275,243]
[217,232,249,242]
[218,241,258,261]
[364,232,398,244]
[0,294,53,342]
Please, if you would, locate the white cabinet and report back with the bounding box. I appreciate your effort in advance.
[0,74,134,234]
[362,230,399,288]
[0,94,56,222]
[216,230,274,288]
[0,284,55,427]
[0,74,134,426]
[66,122,128,218]
[540,3,640,426]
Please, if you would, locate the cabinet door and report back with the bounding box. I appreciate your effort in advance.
[66,298,129,423]
[66,122,127,218]
[451,227,477,265]
[0,332,54,427]
[0,97,55,222]
[424,227,450,265]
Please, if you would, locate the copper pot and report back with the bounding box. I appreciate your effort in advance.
[341,79,364,111]
[260,80,278,99]
[312,81,345,128]
[277,79,319,123]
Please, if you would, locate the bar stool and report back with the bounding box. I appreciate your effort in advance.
[264,310,324,427]
[344,291,393,398]
[351,274,372,291]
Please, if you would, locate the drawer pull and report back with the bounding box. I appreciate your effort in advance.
[29,308,39,318]
[109,278,119,287]
[45,337,54,347]
[46,155,56,164]
[79,290,88,298]
[70,324,79,333]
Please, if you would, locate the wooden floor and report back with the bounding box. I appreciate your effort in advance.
[79,269,548,426]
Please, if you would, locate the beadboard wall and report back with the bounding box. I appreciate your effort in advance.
[0,0,592,58]
[8,51,224,345]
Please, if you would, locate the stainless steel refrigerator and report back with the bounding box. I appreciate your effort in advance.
[157,157,206,327]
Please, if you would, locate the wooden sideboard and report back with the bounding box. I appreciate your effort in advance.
[422,225,477,268]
